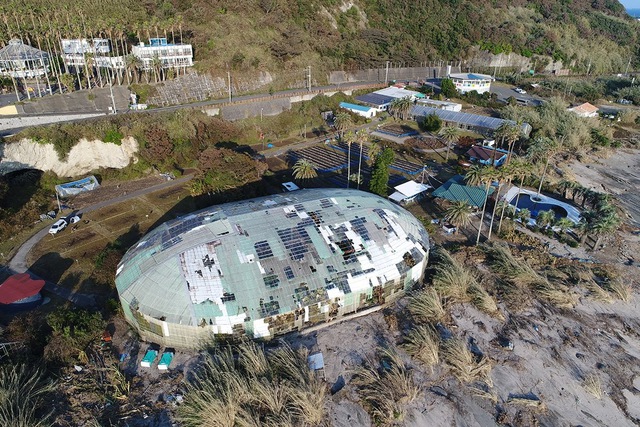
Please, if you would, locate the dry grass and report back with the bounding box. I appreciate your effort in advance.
[431,247,501,317]
[442,339,492,385]
[485,244,576,308]
[469,384,498,403]
[507,396,545,408]
[178,341,327,427]
[531,281,576,309]
[467,283,502,317]
[485,243,542,287]
[351,347,420,424]
[431,248,474,302]
[583,374,604,399]
[408,288,446,324]
[0,364,55,427]
[605,279,632,302]
[403,325,440,369]
[585,281,614,303]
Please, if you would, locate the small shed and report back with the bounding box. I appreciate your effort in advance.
[568,102,599,118]
[389,180,432,205]
[339,102,377,118]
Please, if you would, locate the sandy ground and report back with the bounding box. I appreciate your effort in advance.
[286,293,640,427]
[569,148,640,228]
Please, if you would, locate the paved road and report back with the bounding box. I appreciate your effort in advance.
[490,83,544,106]
[8,174,194,307]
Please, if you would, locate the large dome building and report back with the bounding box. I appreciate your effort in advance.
[116,189,430,348]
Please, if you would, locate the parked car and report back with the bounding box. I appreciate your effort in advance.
[49,219,68,235]
[514,87,527,94]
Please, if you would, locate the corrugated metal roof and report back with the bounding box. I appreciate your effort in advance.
[355,93,394,106]
[432,175,495,207]
[411,105,530,134]
[116,189,430,328]
[465,146,507,161]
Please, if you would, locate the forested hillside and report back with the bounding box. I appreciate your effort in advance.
[0,0,638,75]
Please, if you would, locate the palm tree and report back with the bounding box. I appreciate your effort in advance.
[555,217,574,233]
[367,140,381,166]
[343,130,356,189]
[557,179,577,199]
[526,136,558,198]
[465,165,496,245]
[292,159,318,180]
[333,112,352,138]
[126,54,142,84]
[516,208,531,224]
[389,96,413,120]
[495,122,521,164]
[151,54,163,83]
[536,210,555,228]
[355,130,368,189]
[581,188,596,208]
[497,159,525,233]
[487,166,509,240]
[444,201,473,230]
[439,125,460,162]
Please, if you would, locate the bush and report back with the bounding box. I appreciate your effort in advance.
[420,113,442,132]
[103,128,124,144]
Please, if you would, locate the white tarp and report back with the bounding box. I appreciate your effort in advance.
[55,175,100,197]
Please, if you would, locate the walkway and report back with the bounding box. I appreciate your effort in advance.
[7,174,193,307]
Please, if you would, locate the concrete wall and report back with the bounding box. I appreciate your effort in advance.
[329,66,459,84]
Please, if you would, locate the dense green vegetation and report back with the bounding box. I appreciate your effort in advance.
[0,0,638,80]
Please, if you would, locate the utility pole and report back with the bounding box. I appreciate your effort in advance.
[307,66,311,92]
[625,57,632,76]
[227,71,232,102]
[385,61,390,84]
[107,66,117,114]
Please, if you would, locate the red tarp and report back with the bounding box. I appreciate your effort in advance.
[0,273,45,304]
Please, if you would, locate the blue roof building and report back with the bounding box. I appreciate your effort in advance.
[339,102,377,118]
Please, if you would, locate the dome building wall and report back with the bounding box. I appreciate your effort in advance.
[116,189,430,348]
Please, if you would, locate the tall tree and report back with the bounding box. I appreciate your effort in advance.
[355,129,368,189]
[439,125,459,162]
[334,112,352,138]
[465,165,496,245]
[526,136,558,198]
[369,147,394,196]
[389,96,413,120]
[343,130,356,188]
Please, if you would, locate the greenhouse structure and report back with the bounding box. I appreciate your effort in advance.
[116,189,430,348]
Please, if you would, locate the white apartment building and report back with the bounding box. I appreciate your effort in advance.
[61,38,125,70]
[131,38,193,70]
[448,72,493,94]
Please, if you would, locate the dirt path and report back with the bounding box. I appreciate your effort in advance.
[8,174,193,306]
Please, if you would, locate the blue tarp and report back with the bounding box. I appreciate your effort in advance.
[55,176,100,197]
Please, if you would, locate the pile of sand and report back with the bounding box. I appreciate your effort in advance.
[0,136,139,176]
